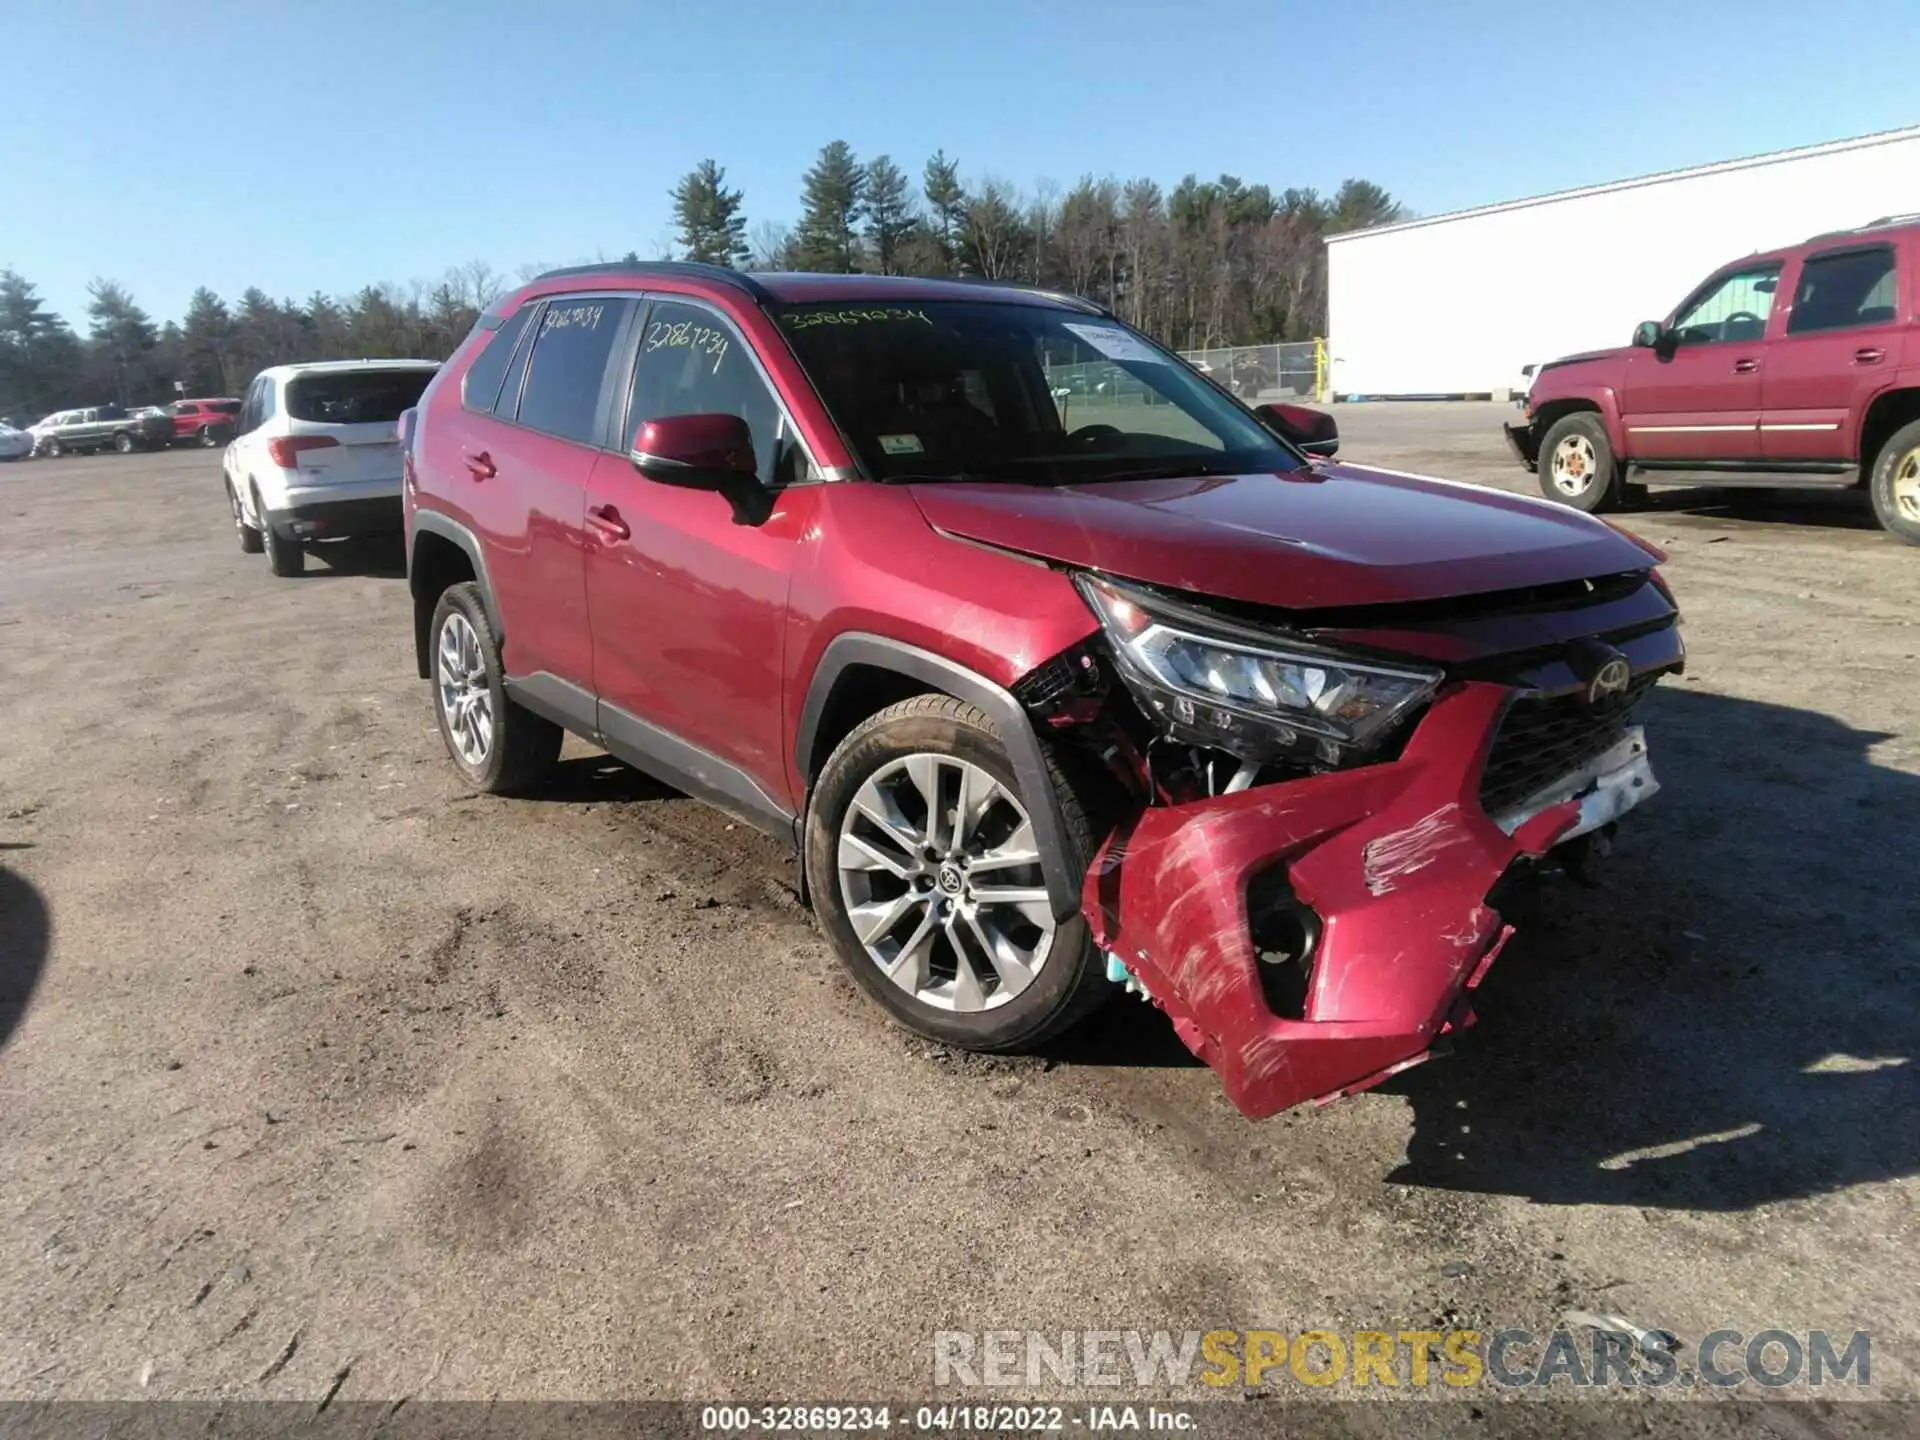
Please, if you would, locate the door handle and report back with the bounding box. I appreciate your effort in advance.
[1732,358,1759,374]
[462,450,496,480]
[1854,347,1886,365]
[586,504,630,542]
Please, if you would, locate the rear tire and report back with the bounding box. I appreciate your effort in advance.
[199,426,221,448]
[43,438,62,459]
[113,432,135,454]
[1868,417,1920,545]
[429,582,562,794]
[803,694,1109,1053]
[256,487,304,577]
[1537,412,1619,514]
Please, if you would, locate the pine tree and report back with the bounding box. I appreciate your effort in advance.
[181,288,233,395]
[0,269,83,420]
[670,160,749,267]
[922,150,967,272]
[1328,179,1405,232]
[85,279,159,404]
[794,141,867,273]
[863,156,916,275]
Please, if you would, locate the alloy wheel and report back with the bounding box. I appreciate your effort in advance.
[1550,433,1598,497]
[835,753,1055,1013]
[1893,448,1920,526]
[436,611,494,766]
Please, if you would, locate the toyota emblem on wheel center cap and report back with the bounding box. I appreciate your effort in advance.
[936,865,964,895]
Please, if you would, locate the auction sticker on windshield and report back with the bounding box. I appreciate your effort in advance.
[1064,323,1168,365]
[879,434,924,455]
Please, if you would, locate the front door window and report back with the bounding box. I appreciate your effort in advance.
[1670,265,1782,346]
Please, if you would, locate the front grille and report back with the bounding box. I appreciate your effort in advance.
[1479,676,1658,816]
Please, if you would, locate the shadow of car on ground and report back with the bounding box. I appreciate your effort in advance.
[297,533,408,580]
[0,863,50,1051]
[1386,684,1917,1209]
[1631,486,1883,534]
[435,650,1915,1212]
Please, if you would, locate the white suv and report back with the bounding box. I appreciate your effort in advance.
[223,359,439,576]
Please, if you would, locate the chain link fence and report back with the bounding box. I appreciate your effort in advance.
[1043,339,1329,425]
[1179,340,1327,403]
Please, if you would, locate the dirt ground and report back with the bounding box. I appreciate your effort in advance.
[0,404,1914,1423]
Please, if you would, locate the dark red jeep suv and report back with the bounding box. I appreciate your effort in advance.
[404,264,1683,1118]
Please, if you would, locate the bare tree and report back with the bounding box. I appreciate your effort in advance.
[747,220,799,272]
[961,178,1027,280]
[458,260,504,313]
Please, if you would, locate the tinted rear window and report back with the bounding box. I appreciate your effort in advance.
[207,400,241,415]
[286,370,433,425]
[463,305,536,414]
[516,299,634,444]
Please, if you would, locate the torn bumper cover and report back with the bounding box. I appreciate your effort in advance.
[1503,420,1540,470]
[1082,681,1639,1119]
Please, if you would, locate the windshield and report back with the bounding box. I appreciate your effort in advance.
[774,300,1302,484]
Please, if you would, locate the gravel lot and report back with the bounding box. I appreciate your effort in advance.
[0,405,1914,1423]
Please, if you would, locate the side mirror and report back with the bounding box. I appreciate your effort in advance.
[1631,320,1664,349]
[1256,402,1339,459]
[630,413,756,489]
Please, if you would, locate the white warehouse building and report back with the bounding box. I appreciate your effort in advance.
[1325,126,1920,400]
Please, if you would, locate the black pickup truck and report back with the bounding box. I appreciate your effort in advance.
[32,404,174,457]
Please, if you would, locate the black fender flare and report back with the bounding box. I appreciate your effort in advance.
[795,634,1082,921]
[408,511,504,679]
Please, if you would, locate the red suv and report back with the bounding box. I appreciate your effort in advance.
[404,264,1683,1118]
[169,397,243,447]
[1507,215,1920,542]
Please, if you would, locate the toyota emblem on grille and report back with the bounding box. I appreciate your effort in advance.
[1587,657,1632,707]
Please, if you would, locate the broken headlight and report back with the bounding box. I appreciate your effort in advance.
[1076,574,1442,765]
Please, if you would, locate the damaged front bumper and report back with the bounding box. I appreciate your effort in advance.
[1081,681,1653,1119]
[1503,420,1540,470]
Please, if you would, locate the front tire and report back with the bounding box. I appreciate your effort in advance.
[803,694,1108,1053]
[43,438,62,459]
[1538,412,1619,513]
[228,481,263,553]
[1868,418,1920,545]
[429,582,562,793]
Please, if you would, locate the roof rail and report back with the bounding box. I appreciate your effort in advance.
[1806,212,1920,245]
[532,260,775,305]
[929,274,1110,315]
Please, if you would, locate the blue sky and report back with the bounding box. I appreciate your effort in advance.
[3,0,1914,327]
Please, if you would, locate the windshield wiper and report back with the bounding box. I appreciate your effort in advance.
[1068,460,1246,484]
[881,471,1059,487]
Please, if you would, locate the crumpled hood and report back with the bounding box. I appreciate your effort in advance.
[1536,345,1631,376]
[908,464,1655,610]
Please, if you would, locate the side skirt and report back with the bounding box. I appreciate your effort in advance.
[1627,460,1856,488]
[506,672,796,844]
